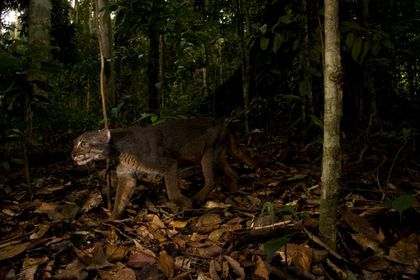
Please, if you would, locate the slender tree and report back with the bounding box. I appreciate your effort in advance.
[236,0,250,134]
[302,0,314,125]
[28,0,52,97]
[158,34,165,113]
[94,0,116,109]
[319,0,343,249]
[94,0,114,208]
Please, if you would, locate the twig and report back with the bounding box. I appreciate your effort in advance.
[103,221,135,241]
[252,220,293,231]
[386,141,407,186]
[303,226,348,263]
[376,156,387,201]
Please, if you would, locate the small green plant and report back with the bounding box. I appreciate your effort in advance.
[260,202,275,224]
[264,235,293,261]
[384,194,417,221]
[278,205,311,220]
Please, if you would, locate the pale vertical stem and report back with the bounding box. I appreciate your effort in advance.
[302,0,314,124]
[202,44,209,100]
[237,0,250,134]
[159,34,165,113]
[94,0,112,209]
[319,0,343,249]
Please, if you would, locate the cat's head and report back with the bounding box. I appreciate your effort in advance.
[71,129,112,165]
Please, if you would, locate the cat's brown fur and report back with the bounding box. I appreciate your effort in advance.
[72,118,255,219]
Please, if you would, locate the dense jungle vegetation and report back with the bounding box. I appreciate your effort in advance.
[0,0,417,165]
[0,0,419,279]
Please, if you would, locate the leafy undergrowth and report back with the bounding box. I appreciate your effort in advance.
[0,139,419,280]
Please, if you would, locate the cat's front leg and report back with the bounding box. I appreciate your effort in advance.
[110,165,137,219]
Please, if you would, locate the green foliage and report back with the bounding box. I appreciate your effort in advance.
[0,129,24,170]
[384,194,417,220]
[264,235,292,261]
[342,21,393,64]
[0,0,419,165]
[138,112,189,126]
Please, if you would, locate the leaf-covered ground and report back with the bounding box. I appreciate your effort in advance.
[1,137,419,279]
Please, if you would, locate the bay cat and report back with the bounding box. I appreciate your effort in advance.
[71,118,255,219]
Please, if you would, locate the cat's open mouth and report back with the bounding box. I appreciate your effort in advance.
[73,155,94,165]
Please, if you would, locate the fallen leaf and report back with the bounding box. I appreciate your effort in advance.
[36,185,65,195]
[204,201,231,209]
[136,225,155,240]
[127,251,156,268]
[54,258,85,280]
[208,228,226,242]
[189,232,205,242]
[105,243,128,262]
[197,213,222,233]
[195,244,223,258]
[132,239,157,258]
[2,208,18,216]
[246,195,261,206]
[386,233,418,265]
[197,213,222,226]
[286,174,307,181]
[81,188,103,213]
[147,214,166,229]
[98,264,136,280]
[359,207,387,217]
[169,220,189,229]
[253,215,275,227]
[197,272,213,280]
[209,260,221,280]
[359,256,389,271]
[29,224,50,240]
[351,233,383,254]
[343,209,384,242]
[59,203,81,221]
[254,256,269,280]
[157,250,174,279]
[35,202,60,214]
[224,256,245,279]
[174,256,191,270]
[18,256,49,280]
[35,201,80,221]
[277,243,328,267]
[0,242,32,261]
[224,218,244,232]
[222,259,229,279]
[293,251,311,271]
[74,242,111,269]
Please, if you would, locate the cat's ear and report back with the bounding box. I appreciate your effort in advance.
[101,128,111,143]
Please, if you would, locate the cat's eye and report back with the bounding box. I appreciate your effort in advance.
[79,141,86,148]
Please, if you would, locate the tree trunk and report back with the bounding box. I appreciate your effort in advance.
[302,0,314,127]
[26,0,52,193]
[236,0,250,134]
[94,0,114,209]
[73,0,79,24]
[319,0,343,249]
[28,0,52,98]
[202,44,209,111]
[94,0,116,108]
[158,34,165,113]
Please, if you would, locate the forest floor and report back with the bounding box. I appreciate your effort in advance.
[0,136,419,280]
